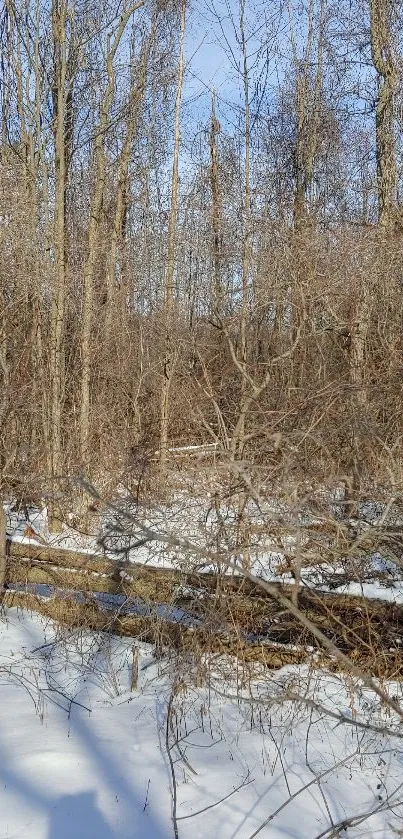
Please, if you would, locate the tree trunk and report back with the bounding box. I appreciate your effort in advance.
[159,0,186,478]
[105,22,156,337]
[347,284,371,516]
[79,2,144,478]
[209,88,223,313]
[0,504,7,592]
[369,0,398,228]
[49,0,68,532]
[288,0,324,231]
[236,0,251,459]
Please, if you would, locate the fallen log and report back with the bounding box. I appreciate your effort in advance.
[7,540,403,680]
[7,540,276,598]
[4,587,403,679]
[3,589,308,672]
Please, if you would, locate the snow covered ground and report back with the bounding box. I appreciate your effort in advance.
[0,607,403,838]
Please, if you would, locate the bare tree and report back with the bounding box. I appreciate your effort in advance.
[209,88,223,311]
[104,20,157,336]
[287,0,326,230]
[158,0,186,476]
[79,2,145,485]
[49,0,68,530]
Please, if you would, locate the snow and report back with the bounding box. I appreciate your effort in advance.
[4,490,403,836]
[5,505,102,555]
[323,579,403,605]
[0,607,403,838]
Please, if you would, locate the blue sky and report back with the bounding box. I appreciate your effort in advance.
[181,0,298,129]
[184,1,241,118]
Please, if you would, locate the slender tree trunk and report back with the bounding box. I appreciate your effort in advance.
[369,0,398,228]
[235,0,251,459]
[0,287,11,439]
[105,23,155,336]
[287,0,324,397]
[347,284,371,516]
[209,88,223,313]
[288,0,324,231]
[32,16,50,475]
[159,0,186,477]
[6,0,51,503]
[79,2,144,476]
[49,0,67,531]
[0,503,7,592]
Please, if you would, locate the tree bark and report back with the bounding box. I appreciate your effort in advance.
[235,0,251,459]
[347,284,371,516]
[49,0,68,531]
[79,1,144,474]
[287,0,325,231]
[0,504,7,592]
[369,0,398,228]
[209,88,223,313]
[105,21,156,336]
[159,0,186,478]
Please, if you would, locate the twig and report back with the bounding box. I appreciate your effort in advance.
[143,778,150,812]
[313,781,403,837]
[247,750,359,839]
[210,682,403,740]
[166,689,180,839]
[177,773,253,820]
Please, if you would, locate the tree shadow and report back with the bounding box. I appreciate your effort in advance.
[0,612,170,839]
[47,791,113,839]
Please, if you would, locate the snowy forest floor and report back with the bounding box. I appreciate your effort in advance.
[1,607,403,839]
[3,478,403,836]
